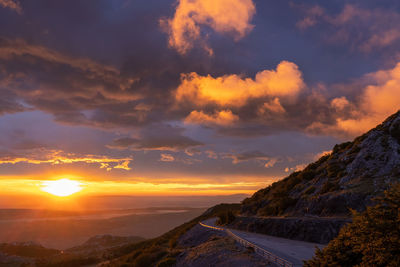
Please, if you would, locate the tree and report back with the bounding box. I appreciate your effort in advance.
[304,183,400,267]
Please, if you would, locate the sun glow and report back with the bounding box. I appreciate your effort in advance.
[41,179,83,197]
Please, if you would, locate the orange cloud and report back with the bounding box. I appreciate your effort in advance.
[264,158,278,168]
[175,61,305,108]
[0,0,22,14]
[185,110,239,126]
[0,149,132,171]
[338,63,400,135]
[313,150,332,161]
[162,0,255,54]
[160,153,175,162]
[330,96,350,112]
[113,160,132,171]
[285,164,307,173]
[258,98,286,115]
[308,62,400,137]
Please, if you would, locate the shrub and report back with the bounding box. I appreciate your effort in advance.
[332,142,352,154]
[304,183,400,267]
[157,257,177,267]
[320,181,340,194]
[216,210,236,225]
[301,170,316,181]
[303,186,316,195]
[327,163,343,178]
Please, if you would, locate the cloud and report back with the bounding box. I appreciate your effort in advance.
[0,148,132,170]
[264,158,278,168]
[184,147,201,156]
[175,61,304,108]
[160,153,175,162]
[224,151,277,168]
[296,4,400,53]
[258,98,286,115]
[12,140,48,150]
[113,160,132,170]
[0,38,143,127]
[161,0,255,54]
[285,164,307,173]
[108,124,203,151]
[205,150,218,159]
[0,0,22,14]
[185,110,239,126]
[313,150,332,161]
[308,62,400,136]
[295,5,324,30]
[0,96,26,115]
[106,137,139,149]
[330,97,350,112]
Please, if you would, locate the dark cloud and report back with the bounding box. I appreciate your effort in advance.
[108,124,203,151]
[0,95,26,115]
[0,0,22,14]
[295,3,400,53]
[107,137,139,149]
[12,140,47,150]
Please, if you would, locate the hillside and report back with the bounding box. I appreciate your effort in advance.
[241,110,400,217]
[0,235,145,267]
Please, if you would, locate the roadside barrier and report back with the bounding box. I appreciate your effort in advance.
[199,221,294,267]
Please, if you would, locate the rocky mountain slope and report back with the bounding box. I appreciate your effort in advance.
[100,204,263,267]
[241,110,400,217]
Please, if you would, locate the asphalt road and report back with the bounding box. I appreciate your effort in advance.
[202,218,325,266]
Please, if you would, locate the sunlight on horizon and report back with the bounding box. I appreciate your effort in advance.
[41,179,83,197]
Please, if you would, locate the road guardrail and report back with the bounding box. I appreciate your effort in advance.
[199,221,294,267]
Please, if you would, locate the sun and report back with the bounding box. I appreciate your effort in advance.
[41,179,83,197]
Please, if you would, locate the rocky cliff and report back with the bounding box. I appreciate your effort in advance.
[241,111,400,217]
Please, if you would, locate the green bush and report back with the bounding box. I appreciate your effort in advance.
[304,183,400,267]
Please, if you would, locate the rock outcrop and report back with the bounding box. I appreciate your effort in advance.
[229,216,350,244]
[241,111,400,217]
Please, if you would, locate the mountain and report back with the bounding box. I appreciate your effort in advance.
[241,110,400,217]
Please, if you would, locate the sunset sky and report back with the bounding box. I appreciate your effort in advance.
[1,0,400,202]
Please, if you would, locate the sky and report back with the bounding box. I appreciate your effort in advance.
[1,0,400,203]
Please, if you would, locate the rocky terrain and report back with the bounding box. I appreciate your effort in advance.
[241,111,400,218]
[175,224,268,267]
[228,216,350,244]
